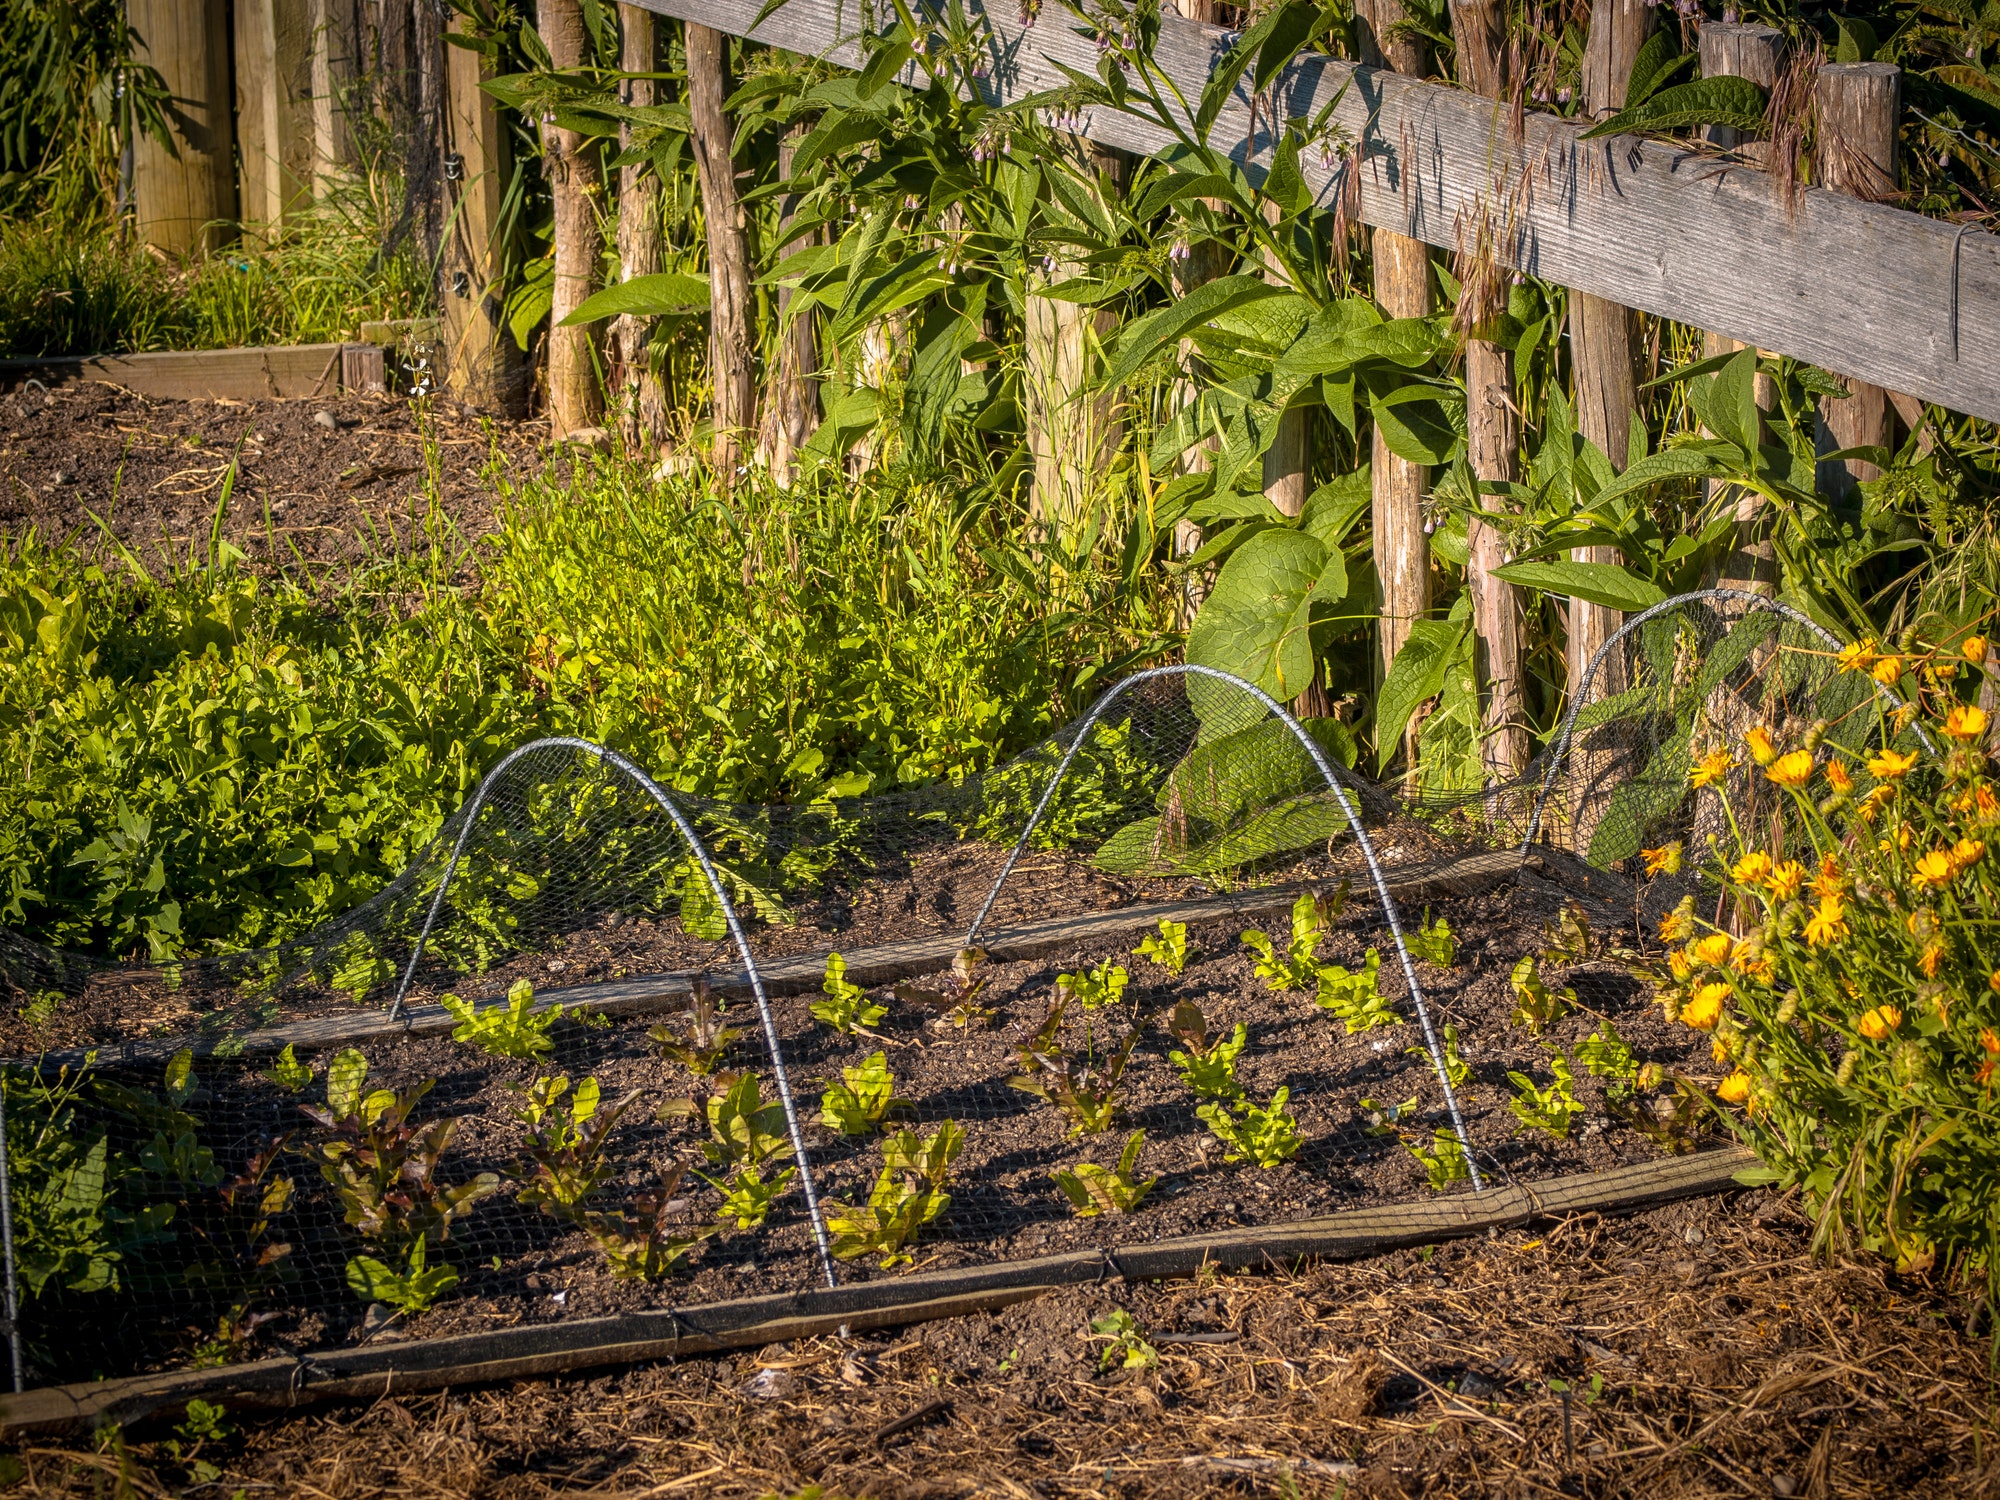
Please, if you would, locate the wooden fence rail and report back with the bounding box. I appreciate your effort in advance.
[634,0,1999,425]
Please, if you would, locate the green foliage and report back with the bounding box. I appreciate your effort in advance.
[1241,892,1329,991]
[650,980,742,1075]
[583,1167,721,1280]
[512,1074,641,1217]
[1055,959,1129,1010]
[1408,1023,1472,1086]
[262,1045,313,1094]
[443,980,561,1061]
[1509,954,1575,1034]
[1406,1129,1471,1191]
[1007,999,1142,1137]
[827,1121,963,1268]
[1196,1087,1303,1167]
[1314,948,1400,1032]
[699,1072,795,1172]
[1135,918,1193,975]
[1506,1055,1585,1139]
[1574,1023,1638,1080]
[813,953,887,1035]
[1088,1309,1158,1371]
[1409,912,1456,969]
[4,1061,138,1298]
[1359,1096,1420,1138]
[1051,1131,1157,1217]
[709,1164,797,1231]
[893,947,994,1030]
[345,1237,457,1314]
[1166,1001,1247,1101]
[819,1051,906,1135]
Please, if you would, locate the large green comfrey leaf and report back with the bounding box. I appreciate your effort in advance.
[1186,529,1340,705]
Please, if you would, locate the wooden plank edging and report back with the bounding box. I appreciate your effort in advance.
[0,343,379,402]
[0,1146,1755,1437]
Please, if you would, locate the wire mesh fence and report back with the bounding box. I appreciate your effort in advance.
[0,592,1915,1399]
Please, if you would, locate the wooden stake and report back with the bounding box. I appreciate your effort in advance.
[1170,0,1222,617]
[613,4,671,453]
[308,0,360,192]
[1449,0,1527,788]
[441,6,521,413]
[235,0,315,236]
[541,0,605,437]
[688,22,757,476]
[128,0,237,256]
[1813,61,1901,501]
[759,120,822,485]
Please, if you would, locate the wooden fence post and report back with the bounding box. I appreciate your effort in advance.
[1813,61,1901,501]
[613,4,671,454]
[543,0,605,437]
[235,0,315,236]
[688,22,757,476]
[309,0,360,192]
[1449,0,1528,788]
[441,4,520,413]
[1699,22,1784,595]
[1356,0,1432,742]
[129,0,237,256]
[759,120,822,485]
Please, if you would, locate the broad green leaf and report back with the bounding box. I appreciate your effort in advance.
[1300,467,1371,547]
[1186,529,1329,705]
[1582,76,1767,139]
[1104,276,1286,391]
[1492,559,1666,612]
[559,271,711,325]
[1624,32,1696,110]
[1375,618,1464,773]
[1370,385,1461,466]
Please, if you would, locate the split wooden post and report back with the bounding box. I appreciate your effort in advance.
[1356,0,1432,740]
[688,22,758,476]
[235,0,315,236]
[1813,61,1901,501]
[1698,22,1785,595]
[1449,0,1528,788]
[440,4,521,413]
[308,0,360,192]
[759,120,823,486]
[542,0,606,437]
[128,0,237,255]
[1166,0,1224,623]
[613,4,671,453]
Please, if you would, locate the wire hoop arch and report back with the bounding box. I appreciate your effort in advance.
[1520,588,1937,859]
[963,663,1487,1193]
[384,736,840,1289]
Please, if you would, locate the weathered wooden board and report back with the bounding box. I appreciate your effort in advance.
[0,1146,1753,1437]
[0,343,379,401]
[629,0,2000,423]
[69,849,1537,1069]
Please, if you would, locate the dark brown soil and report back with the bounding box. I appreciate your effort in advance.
[13,1190,1992,1498]
[0,382,538,574]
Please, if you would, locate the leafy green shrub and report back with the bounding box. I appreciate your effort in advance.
[443,980,561,1061]
[1314,949,1399,1032]
[813,953,886,1035]
[3,1060,135,1299]
[1196,1088,1303,1167]
[828,1121,963,1268]
[1051,1130,1156,1216]
[819,1052,906,1135]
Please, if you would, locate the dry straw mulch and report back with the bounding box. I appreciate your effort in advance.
[13,1189,1996,1498]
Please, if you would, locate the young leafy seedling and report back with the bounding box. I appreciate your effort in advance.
[650,978,742,1076]
[1051,1130,1157,1217]
[700,1071,795,1171]
[1406,1128,1471,1191]
[1166,1000,1247,1100]
[1359,1096,1419,1138]
[1196,1087,1303,1167]
[1057,958,1130,1010]
[1240,891,1328,991]
[1507,1054,1585,1138]
[1088,1309,1159,1370]
[1509,953,1575,1034]
[263,1044,312,1094]
[1135,918,1194,975]
[581,1163,721,1280]
[814,953,887,1035]
[441,979,561,1061]
[708,1163,798,1229]
[1315,948,1400,1032]
[1573,1021,1637,1080]
[1609,1071,1704,1155]
[819,1051,906,1136]
[827,1121,964,1268]
[1407,1022,1471,1085]
[1410,911,1456,968]
[893,946,994,1030]
[345,1236,458,1314]
[1008,1004,1142,1137]
[512,1074,642,1218]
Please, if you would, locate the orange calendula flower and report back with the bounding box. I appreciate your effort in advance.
[1691,934,1734,967]
[1642,843,1683,877]
[1691,749,1736,789]
[1744,726,1778,766]
[1857,1004,1903,1041]
[1860,784,1898,820]
[1966,635,1989,665]
[1739,955,1774,981]
[1868,748,1920,780]
[1952,838,1987,874]
[1680,982,1730,1030]
[1658,909,1692,943]
[1977,1028,2000,1089]
[1668,949,1693,980]
[1838,638,1880,674]
[1921,941,1946,979]
[1813,855,1845,899]
[1767,860,1808,900]
[1766,751,1815,788]
[1944,704,1989,742]
[1989,969,2000,994]
[1825,760,1855,794]
[1804,895,1850,947]
[1912,848,1956,889]
[1716,1070,1753,1104]
[1980,785,2000,820]
[1873,656,1904,687]
[1731,851,1774,886]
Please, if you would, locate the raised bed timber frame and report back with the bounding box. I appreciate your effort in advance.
[633,0,1998,425]
[0,343,386,402]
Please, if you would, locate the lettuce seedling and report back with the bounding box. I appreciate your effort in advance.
[1359,1095,1419,1138]
[1008,1004,1142,1137]
[512,1074,641,1217]
[441,980,561,1061]
[1089,1309,1158,1370]
[650,978,741,1075]
[1056,958,1130,1010]
[819,1051,906,1135]
[814,953,887,1034]
[262,1044,312,1094]
[345,1236,457,1314]
[828,1121,963,1268]
[700,1071,795,1171]
[1196,1087,1303,1167]
[1136,918,1194,975]
[1051,1130,1156,1216]
[1315,949,1400,1033]
[1573,1021,1637,1080]
[1410,910,1456,968]
[894,945,995,1030]
[1166,1001,1247,1100]
[1507,1054,1584,1138]
[1407,1022,1471,1085]
[1406,1128,1471,1190]
[1241,892,1329,991]
[582,1166,720,1280]
[707,1163,797,1229]
[1509,953,1574,1034]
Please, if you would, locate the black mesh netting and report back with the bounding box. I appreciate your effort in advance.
[0,592,1917,1392]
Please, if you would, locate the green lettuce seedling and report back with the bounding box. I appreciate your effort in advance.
[512,1074,641,1217]
[1240,892,1328,991]
[650,978,741,1075]
[1359,1095,1419,1138]
[1507,1054,1584,1138]
[1314,949,1400,1033]
[813,953,887,1034]
[1574,1021,1637,1079]
[707,1163,797,1229]
[582,1166,720,1280]
[345,1237,457,1314]
[828,1121,963,1268]
[1051,1130,1157,1216]
[1166,1000,1246,1100]
[263,1043,312,1093]
[1410,911,1456,968]
[1509,953,1574,1034]
[819,1051,906,1135]
[1056,958,1129,1010]
[1406,1128,1471,1191]
[1407,1022,1471,1085]
[1089,1309,1158,1370]
[1196,1087,1303,1167]
[1008,1000,1141,1137]
[1135,918,1193,975]
[441,979,561,1061]
[700,1071,795,1171]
